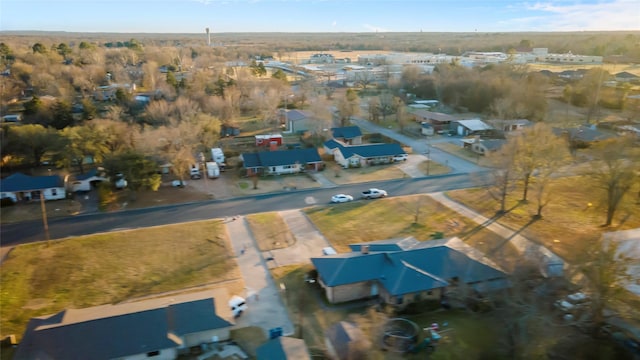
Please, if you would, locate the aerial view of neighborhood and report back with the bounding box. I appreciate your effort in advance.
[0,1,639,359]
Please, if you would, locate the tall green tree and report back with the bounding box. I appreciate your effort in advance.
[50,100,74,129]
[103,151,162,192]
[23,96,43,116]
[32,43,47,54]
[272,69,288,82]
[4,124,61,166]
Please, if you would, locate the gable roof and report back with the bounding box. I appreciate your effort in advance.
[478,139,506,151]
[325,321,369,360]
[256,337,311,360]
[242,148,322,168]
[312,237,507,296]
[324,140,405,159]
[456,119,493,131]
[331,126,362,139]
[15,290,233,360]
[0,173,64,193]
[409,109,456,122]
[552,126,613,142]
[285,109,312,122]
[615,71,639,79]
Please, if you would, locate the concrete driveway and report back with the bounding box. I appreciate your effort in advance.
[267,210,333,267]
[224,216,294,336]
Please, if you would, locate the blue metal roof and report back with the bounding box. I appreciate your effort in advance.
[312,240,507,296]
[0,173,63,192]
[322,140,406,159]
[242,149,322,168]
[331,126,362,139]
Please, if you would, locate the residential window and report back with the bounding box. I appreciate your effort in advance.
[427,290,433,296]
[51,189,57,196]
[147,350,160,357]
[396,296,403,305]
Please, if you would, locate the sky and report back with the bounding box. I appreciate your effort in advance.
[1,0,638,33]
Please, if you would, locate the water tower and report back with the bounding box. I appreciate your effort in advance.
[205,27,211,46]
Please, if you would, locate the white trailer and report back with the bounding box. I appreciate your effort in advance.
[206,162,220,178]
[211,148,225,164]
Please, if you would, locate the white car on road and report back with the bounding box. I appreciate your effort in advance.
[331,194,354,203]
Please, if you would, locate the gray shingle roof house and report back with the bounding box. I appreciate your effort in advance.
[0,173,66,202]
[240,148,323,176]
[281,109,315,134]
[331,126,363,145]
[256,337,311,360]
[552,126,613,146]
[324,139,406,168]
[15,290,234,360]
[311,237,508,306]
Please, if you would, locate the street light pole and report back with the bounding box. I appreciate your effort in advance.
[425,136,431,176]
[40,191,50,245]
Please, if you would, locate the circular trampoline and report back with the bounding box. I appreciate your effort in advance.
[380,317,420,353]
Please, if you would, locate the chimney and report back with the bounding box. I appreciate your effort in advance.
[361,245,370,254]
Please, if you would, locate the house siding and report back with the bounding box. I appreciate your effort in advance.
[183,328,231,348]
[321,279,372,303]
[265,164,302,175]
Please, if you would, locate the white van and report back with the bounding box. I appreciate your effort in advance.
[322,247,337,255]
[229,295,248,318]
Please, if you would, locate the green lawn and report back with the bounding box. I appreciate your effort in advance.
[0,220,242,340]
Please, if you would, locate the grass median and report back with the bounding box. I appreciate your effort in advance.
[0,219,241,340]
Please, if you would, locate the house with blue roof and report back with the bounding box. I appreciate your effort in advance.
[0,173,66,203]
[324,139,406,168]
[15,289,235,360]
[67,168,108,192]
[331,126,363,145]
[311,237,508,306]
[240,148,323,176]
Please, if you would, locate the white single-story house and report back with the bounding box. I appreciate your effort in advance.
[489,119,532,132]
[241,148,324,176]
[470,139,507,155]
[14,289,235,360]
[66,168,108,192]
[324,139,406,168]
[0,173,66,202]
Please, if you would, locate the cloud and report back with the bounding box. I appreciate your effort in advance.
[516,0,640,31]
[363,23,389,32]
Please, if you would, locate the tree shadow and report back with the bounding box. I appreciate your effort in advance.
[487,216,541,257]
[460,202,521,241]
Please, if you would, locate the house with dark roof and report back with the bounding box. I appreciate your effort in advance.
[257,336,311,360]
[409,109,457,131]
[240,148,323,176]
[67,168,108,192]
[331,126,363,145]
[14,289,234,360]
[280,109,315,134]
[0,173,66,203]
[470,139,507,155]
[324,321,370,360]
[614,71,639,83]
[311,237,508,306]
[324,139,406,168]
[489,119,532,132]
[552,126,614,148]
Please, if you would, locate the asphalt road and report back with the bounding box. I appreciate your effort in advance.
[1,171,492,246]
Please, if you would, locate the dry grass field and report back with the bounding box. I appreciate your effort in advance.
[0,220,242,340]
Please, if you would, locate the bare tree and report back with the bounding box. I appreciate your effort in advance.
[486,141,517,213]
[589,135,639,226]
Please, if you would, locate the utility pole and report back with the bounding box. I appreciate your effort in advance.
[40,191,50,245]
[425,136,431,176]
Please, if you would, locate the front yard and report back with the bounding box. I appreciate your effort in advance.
[0,220,242,340]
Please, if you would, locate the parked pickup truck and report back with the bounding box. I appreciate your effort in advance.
[361,188,388,199]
